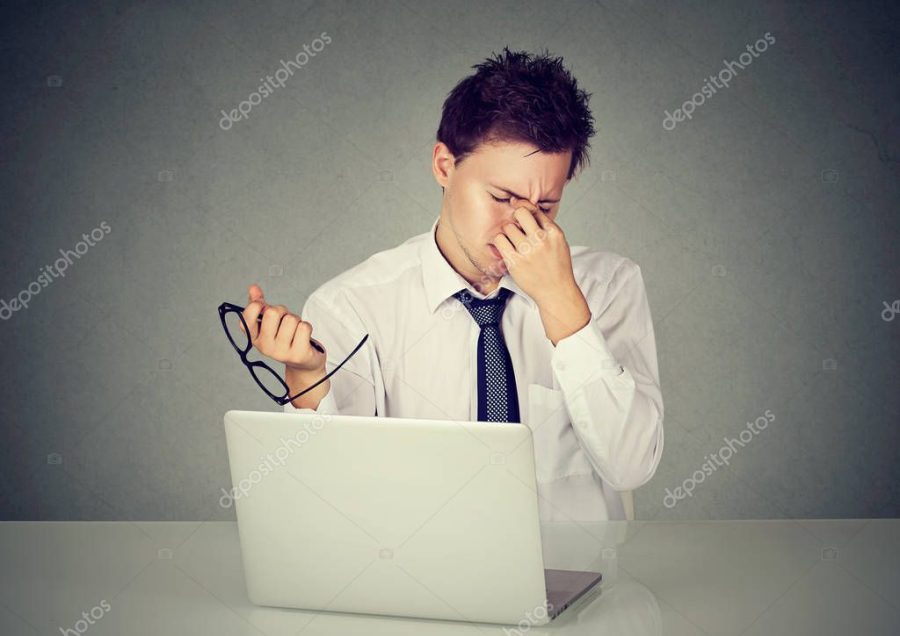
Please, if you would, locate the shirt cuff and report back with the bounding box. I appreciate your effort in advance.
[551,315,625,391]
[282,382,339,415]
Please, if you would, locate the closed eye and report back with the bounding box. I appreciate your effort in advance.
[490,194,551,213]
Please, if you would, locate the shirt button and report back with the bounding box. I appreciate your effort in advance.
[555,360,566,372]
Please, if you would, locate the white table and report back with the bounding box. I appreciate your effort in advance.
[1,520,898,634]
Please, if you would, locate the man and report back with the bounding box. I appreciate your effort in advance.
[242,48,663,521]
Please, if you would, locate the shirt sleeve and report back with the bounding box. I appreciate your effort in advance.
[550,261,664,491]
[283,381,339,415]
[281,290,378,417]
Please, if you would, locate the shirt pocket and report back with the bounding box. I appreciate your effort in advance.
[526,383,596,483]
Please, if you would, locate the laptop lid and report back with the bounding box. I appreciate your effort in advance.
[223,409,551,625]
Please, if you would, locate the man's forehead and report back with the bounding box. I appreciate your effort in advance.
[471,142,569,195]
[474,140,570,168]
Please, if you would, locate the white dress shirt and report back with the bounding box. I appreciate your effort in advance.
[285,215,664,521]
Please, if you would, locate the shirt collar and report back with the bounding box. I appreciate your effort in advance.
[420,215,537,314]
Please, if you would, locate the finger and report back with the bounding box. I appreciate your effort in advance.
[289,319,316,356]
[242,301,267,340]
[512,206,543,237]
[248,283,265,305]
[246,285,268,337]
[275,313,299,349]
[502,220,527,250]
[509,197,550,235]
[492,233,516,261]
[509,196,540,214]
[533,209,552,232]
[258,304,287,341]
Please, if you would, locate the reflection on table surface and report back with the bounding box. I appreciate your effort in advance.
[1,519,898,635]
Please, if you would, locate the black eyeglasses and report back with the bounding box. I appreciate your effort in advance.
[218,301,369,406]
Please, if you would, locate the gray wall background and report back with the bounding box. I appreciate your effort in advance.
[1,0,897,521]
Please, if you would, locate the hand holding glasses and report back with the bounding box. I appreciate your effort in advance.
[218,285,368,406]
[246,310,326,353]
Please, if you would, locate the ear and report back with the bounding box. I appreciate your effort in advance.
[432,142,455,190]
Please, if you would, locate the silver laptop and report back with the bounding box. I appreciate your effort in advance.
[223,409,602,626]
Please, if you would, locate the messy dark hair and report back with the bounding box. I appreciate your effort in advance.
[436,46,596,182]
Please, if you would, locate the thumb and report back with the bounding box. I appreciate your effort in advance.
[248,283,265,304]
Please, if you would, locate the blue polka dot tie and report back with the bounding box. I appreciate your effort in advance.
[452,287,520,423]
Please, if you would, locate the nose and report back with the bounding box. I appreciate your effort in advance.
[508,195,539,212]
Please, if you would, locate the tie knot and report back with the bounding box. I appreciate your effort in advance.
[453,287,512,327]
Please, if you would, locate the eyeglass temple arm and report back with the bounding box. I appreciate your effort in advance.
[282,333,370,405]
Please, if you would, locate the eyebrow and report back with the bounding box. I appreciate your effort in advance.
[488,184,560,204]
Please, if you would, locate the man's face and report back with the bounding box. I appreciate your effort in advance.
[433,139,571,286]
